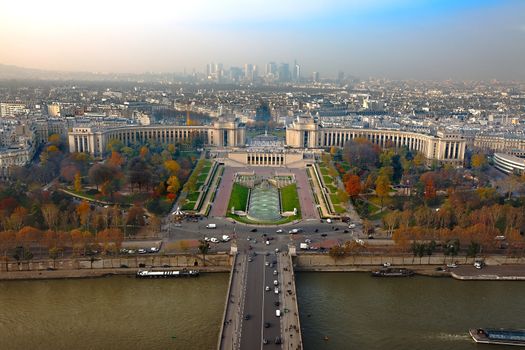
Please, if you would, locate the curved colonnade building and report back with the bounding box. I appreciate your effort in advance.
[68,116,466,165]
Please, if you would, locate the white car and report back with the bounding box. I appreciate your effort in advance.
[204,237,210,242]
[265,262,270,266]
[326,218,332,223]
[305,239,312,244]
[348,223,356,229]
[275,248,279,253]
[210,237,219,243]
[276,229,283,233]
[273,270,278,275]
[274,287,279,294]
[266,240,270,245]
[138,248,147,254]
[149,247,158,253]
[265,286,270,291]
[382,262,391,267]
[273,280,278,286]
[447,263,458,268]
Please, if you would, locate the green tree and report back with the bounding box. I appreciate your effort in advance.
[375,175,391,209]
[198,239,210,266]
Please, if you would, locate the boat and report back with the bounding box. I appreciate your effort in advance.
[371,267,414,277]
[470,328,525,346]
[136,269,200,278]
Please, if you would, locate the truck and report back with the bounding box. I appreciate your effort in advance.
[300,243,309,250]
[206,224,216,229]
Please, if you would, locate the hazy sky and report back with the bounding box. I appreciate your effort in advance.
[1,0,524,80]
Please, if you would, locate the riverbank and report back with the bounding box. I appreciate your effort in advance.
[293,254,525,280]
[0,253,232,281]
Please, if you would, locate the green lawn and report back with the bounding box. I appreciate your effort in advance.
[323,175,333,185]
[181,201,196,210]
[319,167,329,175]
[227,183,249,211]
[330,193,341,205]
[186,192,200,201]
[281,184,301,213]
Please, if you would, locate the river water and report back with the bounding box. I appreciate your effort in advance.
[296,272,525,350]
[1,272,524,350]
[0,274,228,350]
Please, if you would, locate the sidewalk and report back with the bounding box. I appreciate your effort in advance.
[279,253,303,350]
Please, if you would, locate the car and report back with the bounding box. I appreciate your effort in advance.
[382,262,391,267]
[138,263,146,268]
[314,228,319,233]
[321,233,327,237]
[265,261,270,266]
[269,263,274,268]
[265,252,270,256]
[46,267,56,271]
[244,314,251,320]
[204,237,210,242]
[253,239,257,244]
[265,286,270,291]
[266,240,270,245]
[210,237,219,243]
[274,287,279,294]
[272,260,277,265]
[274,301,280,307]
[262,233,267,237]
[120,248,128,254]
[368,234,374,239]
[349,223,356,229]
[149,247,158,253]
[138,248,147,254]
[248,257,253,262]
[344,229,349,233]
[246,237,251,241]
[275,248,279,253]
[326,218,332,223]
[273,270,278,275]
[305,239,312,244]
[273,280,278,286]
[264,322,271,328]
[275,337,282,345]
[474,261,484,269]
[162,264,170,268]
[334,227,339,231]
[447,263,458,268]
[120,264,129,268]
[263,338,268,345]
[250,228,258,232]
[276,229,283,233]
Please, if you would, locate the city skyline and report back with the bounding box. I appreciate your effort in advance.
[1,0,525,81]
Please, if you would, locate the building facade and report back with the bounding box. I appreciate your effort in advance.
[493,153,525,175]
[68,117,246,156]
[286,116,466,164]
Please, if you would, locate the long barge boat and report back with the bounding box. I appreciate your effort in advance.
[136,269,200,278]
[470,328,525,346]
[371,268,414,277]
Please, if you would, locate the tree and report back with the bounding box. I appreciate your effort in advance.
[166,175,181,194]
[108,151,124,167]
[139,146,149,158]
[127,157,152,192]
[383,210,400,237]
[375,175,391,209]
[88,163,118,190]
[48,247,62,268]
[164,160,180,175]
[423,177,436,202]
[13,246,33,266]
[76,201,91,229]
[42,203,60,232]
[198,239,210,266]
[344,174,361,198]
[471,153,487,169]
[74,171,82,192]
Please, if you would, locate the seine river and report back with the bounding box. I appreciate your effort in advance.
[0,274,228,350]
[296,272,525,350]
[1,272,524,350]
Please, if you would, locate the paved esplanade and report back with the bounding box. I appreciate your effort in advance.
[219,248,303,350]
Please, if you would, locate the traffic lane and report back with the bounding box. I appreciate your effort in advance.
[240,254,264,350]
[262,254,282,348]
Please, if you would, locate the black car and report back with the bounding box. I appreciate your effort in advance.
[321,233,327,237]
[250,228,258,232]
[275,337,282,344]
[263,338,269,345]
[264,322,270,328]
[244,314,251,320]
[314,228,319,232]
[274,301,280,307]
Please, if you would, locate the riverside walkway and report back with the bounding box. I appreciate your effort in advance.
[218,249,303,350]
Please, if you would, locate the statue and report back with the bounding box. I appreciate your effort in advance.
[231,206,235,215]
[293,208,297,215]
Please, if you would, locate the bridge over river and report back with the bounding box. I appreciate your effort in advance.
[218,246,303,350]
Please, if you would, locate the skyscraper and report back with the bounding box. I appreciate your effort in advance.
[293,60,300,82]
[278,63,291,82]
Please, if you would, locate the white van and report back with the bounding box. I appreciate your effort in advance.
[206,224,216,229]
[275,309,281,317]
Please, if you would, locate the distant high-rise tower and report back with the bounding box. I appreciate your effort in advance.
[278,63,291,82]
[293,60,300,82]
[312,71,320,83]
[244,63,254,81]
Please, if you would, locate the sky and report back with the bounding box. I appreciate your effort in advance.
[0,0,524,80]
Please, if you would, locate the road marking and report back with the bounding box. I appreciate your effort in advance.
[260,254,266,350]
